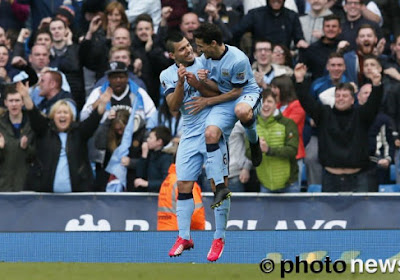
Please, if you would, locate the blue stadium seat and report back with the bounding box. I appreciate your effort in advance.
[378,184,400,192]
[390,164,396,183]
[307,184,322,192]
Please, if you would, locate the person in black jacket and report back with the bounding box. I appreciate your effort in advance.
[294,62,383,192]
[18,80,111,192]
[231,0,308,50]
[357,83,395,190]
[134,125,173,192]
[48,18,85,112]
[131,13,172,106]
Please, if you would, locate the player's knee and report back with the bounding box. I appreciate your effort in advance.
[235,104,253,122]
[205,126,221,143]
[178,181,194,193]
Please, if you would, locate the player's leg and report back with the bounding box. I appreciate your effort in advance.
[208,139,230,262]
[205,127,231,208]
[234,94,262,167]
[205,103,237,208]
[169,136,202,257]
[169,180,195,257]
[208,197,231,262]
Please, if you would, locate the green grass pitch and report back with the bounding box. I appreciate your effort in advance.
[1,263,399,280]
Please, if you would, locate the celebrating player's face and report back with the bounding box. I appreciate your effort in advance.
[172,38,194,65]
[195,38,214,58]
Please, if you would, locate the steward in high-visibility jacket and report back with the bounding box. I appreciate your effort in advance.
[157,164,205,230]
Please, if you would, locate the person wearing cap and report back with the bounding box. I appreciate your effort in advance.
[18,80,112,192]
[93,46,156,120]
[80,61,147,191]
[55,4,75,27]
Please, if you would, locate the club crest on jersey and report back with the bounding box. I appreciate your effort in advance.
[236,72,245,80]
[221,68,230,77]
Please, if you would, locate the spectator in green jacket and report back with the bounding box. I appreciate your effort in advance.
[0,83,34,191]
[254,87,299,193]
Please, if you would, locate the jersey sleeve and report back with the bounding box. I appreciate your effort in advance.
[160,69,176,97]
[231,58,250,88]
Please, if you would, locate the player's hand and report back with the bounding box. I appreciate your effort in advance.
[120,156,130,166]
[197,69,209,82]
[185,72,200,89]
[260,137,269,153]
[0,133,5,149]
[20,135,28,150]
[177,64,187,85]
[239,168,250,184]
[185,96,208,115]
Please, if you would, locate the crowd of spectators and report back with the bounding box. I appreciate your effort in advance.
[0,0,400,193]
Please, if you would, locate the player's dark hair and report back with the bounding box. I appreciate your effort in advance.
[193,23,223,45]
[165,32,185,53]
[151,126,172,147]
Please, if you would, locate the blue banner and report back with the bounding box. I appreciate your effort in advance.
[1,193,399,231]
